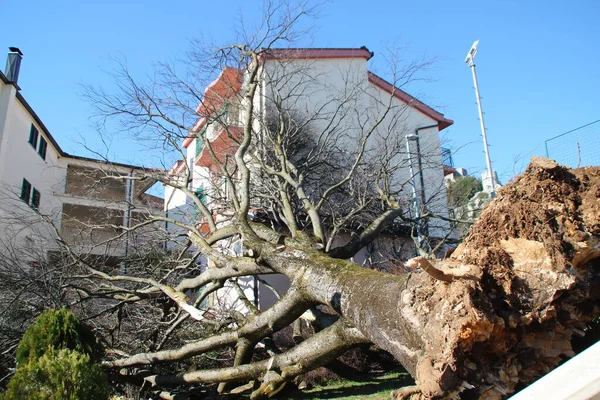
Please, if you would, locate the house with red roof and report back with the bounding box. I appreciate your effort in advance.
[165,46,454,311]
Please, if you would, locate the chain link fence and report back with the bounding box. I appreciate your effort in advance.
[545,119,600,167]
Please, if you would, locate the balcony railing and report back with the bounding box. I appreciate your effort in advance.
[442,147,454,167]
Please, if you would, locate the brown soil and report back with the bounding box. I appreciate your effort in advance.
[392,158,600,399]
[444,157,600,399]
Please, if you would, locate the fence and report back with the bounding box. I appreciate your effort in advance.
[545,119,600,167]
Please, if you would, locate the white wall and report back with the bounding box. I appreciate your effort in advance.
[0,78,163,259]
[261,56,451,238]
[167,54,453,313]
[164,136,215,245]
[0,83,64,258]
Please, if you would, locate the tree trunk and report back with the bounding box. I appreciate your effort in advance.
[268,158,600,398]
[107,159,599,400]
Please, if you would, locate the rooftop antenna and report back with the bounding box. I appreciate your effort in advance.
[465,40,497,195]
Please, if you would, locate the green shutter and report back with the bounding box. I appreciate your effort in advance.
[194,128,206,158]
[195,137,202,158]
[38,137,47,160]
[194,184,205,202]
[28,124,38,147]
[31,188,41,209]
[20,178,31,202]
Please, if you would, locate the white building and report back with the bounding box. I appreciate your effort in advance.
[0,48,162,263]
[165,47,454,310]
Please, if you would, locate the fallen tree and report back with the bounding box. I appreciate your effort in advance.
[93,158,599,400]
[61,4,599,398]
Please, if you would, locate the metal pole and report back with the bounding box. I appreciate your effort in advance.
[405,136,420,221]
[469,63,495,192]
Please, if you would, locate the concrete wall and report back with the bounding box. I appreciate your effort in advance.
[57,158,164,256]
[65,164,126,201]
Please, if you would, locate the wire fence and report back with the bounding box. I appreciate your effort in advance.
[545,119,600,167]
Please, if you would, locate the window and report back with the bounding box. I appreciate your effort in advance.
[31,188,41,209]
[28,124,38,148]
[195,137,202,158]
[28,124,48,161]
[38,137,47,160]
[20,178,41,209]
[194,128,206,158]
[20,178,31,202]
[195,184,206,202]
[191,185,206,221]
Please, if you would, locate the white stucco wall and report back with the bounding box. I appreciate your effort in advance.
[164,138,214,232]
[260,56,451,238]
[0,83,64,258]
[0,78,163,259]
[0,96,64,218]
[167,53,453,313]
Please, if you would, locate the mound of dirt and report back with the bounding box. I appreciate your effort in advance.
[445,157,600,398]
[464,157,599,266]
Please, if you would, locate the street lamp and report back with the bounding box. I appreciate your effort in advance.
[465,40,497,195]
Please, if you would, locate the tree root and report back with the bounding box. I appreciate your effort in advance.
[406,256,481,282]
[391,385,421,400]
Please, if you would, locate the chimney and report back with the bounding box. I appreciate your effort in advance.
[5,47,23,84]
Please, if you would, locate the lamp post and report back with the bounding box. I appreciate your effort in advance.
[465,40,496,195]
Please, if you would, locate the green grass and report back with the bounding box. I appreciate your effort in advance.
[284,369,414,400]
[215,369,414,399]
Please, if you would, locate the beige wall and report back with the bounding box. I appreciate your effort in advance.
[65,164,126,201]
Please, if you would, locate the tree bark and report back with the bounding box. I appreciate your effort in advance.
[106,159,599,399]
[263,158,600,398]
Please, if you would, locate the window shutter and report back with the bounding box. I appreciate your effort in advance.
[20,178,31,202]
[31,188,41,209]
[195,184,205,202]
[195,137,202,158]
[28,124,39,148]
[38,137,47,160]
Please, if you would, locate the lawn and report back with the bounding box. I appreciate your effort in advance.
[286,369,414,400]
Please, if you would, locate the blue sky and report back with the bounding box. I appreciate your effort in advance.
[2,0,599,183]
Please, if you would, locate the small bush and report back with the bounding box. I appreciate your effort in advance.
[4,348,109,400]
[16,308,103,365]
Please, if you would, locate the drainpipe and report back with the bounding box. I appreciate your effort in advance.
[414,124,438,238]
[405,135,420,222]
[120,169,134,274]
[163,174,180,251]
[254,276,259,308]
